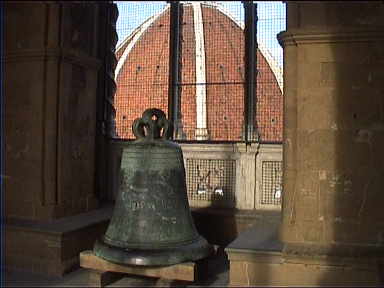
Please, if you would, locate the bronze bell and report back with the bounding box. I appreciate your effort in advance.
[94,108,213,266]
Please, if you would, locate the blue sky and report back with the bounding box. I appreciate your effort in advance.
[114,1,286,68]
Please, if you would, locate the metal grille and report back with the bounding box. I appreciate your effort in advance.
[186,159,236,203]
[261,161,282,205]
[256,1,285,143]
[176,2,245,141]
[114,1,169,139]
[113,1,286,142]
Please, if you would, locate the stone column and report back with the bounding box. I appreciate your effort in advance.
[5,2,116,275]
[5,2,104,220]
[278,2,384,285]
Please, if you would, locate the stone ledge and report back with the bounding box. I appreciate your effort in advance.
[225,223,383,286]
[225,222,284,286]
[225,219,283,254]
[6,206,113,276]
[6,205,113,235]
[192,208,281,246]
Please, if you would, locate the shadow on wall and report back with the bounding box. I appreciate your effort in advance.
[191,206,238,247]
[312,2,384,285]
[319,2,384,285]
[188,205,235,286]
[274,2,384,286]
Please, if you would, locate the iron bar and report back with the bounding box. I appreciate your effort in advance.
[167,1,181,139]
[120,82,245,88]
[243,1,258,143]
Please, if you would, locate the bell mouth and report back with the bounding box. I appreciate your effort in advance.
[101,234,202,250]
[93,236,214,267]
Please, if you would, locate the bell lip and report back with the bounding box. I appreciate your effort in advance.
[102,234,202,250]
[93,236,214,267]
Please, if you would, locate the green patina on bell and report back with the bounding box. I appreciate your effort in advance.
[94,108,213,266]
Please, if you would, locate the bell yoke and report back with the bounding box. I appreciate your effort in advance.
[94,108,213,266]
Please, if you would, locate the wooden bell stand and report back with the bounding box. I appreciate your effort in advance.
[80,250,204,287]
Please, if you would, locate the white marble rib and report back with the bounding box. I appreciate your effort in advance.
[114,5,169,82]
[192,2,209,140]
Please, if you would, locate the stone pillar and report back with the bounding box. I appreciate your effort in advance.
[5,2,116,275]
[5,2,104,220]
[278,2,384,285]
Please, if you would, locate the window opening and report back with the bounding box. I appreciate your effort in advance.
[113,1,286,210]
[113,1,284,143]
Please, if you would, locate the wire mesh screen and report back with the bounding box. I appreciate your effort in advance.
[177,2,245,141]
[186,159,236,204]
[261,161,282,205]
[113,1,285,143]
[256,1,285,143]
[114,1,169,139]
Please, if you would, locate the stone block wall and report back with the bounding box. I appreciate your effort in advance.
[181,143,283,210]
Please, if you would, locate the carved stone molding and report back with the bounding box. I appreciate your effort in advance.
[4,48,102,69]
[283,242,384,266]
[278,28,384,47]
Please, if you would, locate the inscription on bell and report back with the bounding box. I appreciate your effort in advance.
[123,198,183,211]
[120,170,185,212]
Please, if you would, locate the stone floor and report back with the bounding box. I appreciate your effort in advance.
[5,267,228,287]
[5,210,283,287]
[5,249,229,287]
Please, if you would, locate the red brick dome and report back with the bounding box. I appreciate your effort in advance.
[114,2,283,142]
